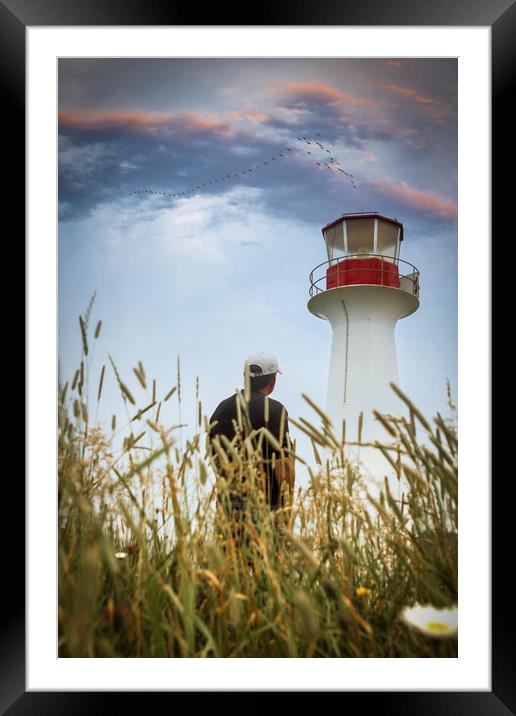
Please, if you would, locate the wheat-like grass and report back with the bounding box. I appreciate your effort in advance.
[58,300,458,659]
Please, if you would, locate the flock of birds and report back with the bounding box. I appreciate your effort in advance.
[125,133,357,201]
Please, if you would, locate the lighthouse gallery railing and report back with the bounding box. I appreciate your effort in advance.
[309,254,420,299]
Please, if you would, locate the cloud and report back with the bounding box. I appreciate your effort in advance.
[386,84,454,120]
[58,116,362,225]
[79,185,293,262]
[240,240,263,247]
[368,179,457,221]
[59,185,323,315]
[264,80,439,155]
[59,110,236,140]
[245,111,271,123]
[57,67,457,231]
[119,160,140,171]
[59,134,115,174]
[384,60,406,68]
[274,81,377,108]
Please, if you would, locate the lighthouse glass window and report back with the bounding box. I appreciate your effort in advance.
[376,220,400,260]
[325,222,345,263]
[346,218,375,256]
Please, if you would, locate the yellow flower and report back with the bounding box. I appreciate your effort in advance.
[355,586,372,598]
[400,603,458,638]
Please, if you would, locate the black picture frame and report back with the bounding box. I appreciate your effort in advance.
[9,0,510,710]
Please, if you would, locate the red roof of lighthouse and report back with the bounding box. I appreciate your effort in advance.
[321,212,404,242]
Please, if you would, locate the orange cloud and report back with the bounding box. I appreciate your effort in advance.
[275,81,377,108]
[370,179,457,220]
[245,111,270,123]
[386,84,452,119]
[59,110,234,137]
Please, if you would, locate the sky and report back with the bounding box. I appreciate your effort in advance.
[58,58,457,485]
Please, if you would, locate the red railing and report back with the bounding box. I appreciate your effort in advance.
[309,254,420,298]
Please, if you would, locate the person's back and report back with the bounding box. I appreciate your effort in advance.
[209,389,289,508]
[208,353,294,514]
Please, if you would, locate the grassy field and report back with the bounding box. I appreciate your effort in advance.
[58,301,458,658]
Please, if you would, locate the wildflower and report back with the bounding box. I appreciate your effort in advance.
[400,603,458,638]
[115,552,128,559]
[355,586,372,599]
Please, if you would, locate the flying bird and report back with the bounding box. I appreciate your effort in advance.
[127,131,357,202]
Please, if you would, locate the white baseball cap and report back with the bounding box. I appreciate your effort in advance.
[244,352,282,377]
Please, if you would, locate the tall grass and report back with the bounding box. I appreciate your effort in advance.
[58,303,457,658]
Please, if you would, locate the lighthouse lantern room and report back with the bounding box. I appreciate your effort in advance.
[323,213,404,290]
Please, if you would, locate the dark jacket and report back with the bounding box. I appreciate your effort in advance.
[208,390,290,509]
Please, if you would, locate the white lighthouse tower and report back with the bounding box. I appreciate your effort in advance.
[307,212,420,486]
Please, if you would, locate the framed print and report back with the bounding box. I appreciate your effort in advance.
[7,0,511,709]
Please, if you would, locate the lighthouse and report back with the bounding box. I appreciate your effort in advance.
[307,212,420,482]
